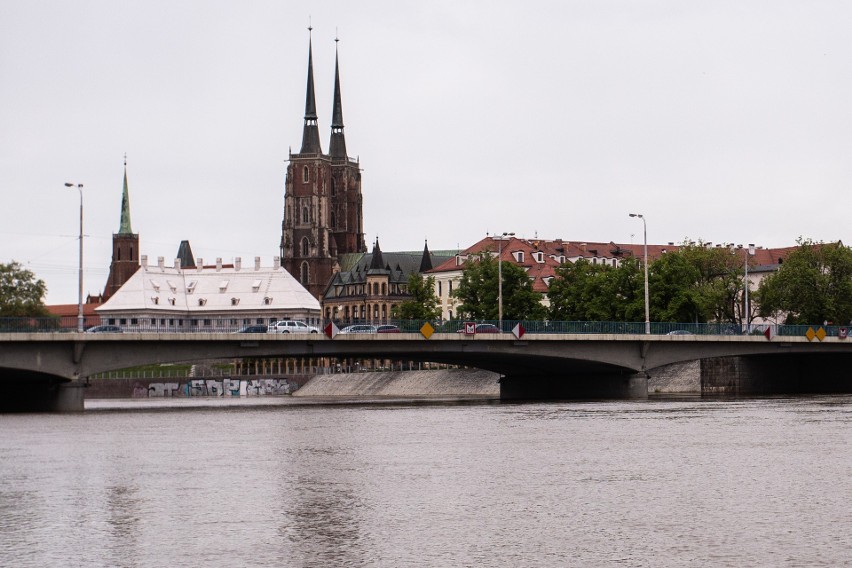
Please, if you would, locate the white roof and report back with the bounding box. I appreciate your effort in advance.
[96,260,320,314]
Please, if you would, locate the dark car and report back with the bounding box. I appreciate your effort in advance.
[376,324,401,333]
[235,325,268,334]
[86,325,123,333]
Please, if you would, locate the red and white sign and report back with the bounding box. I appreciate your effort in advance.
[764,326,775,341]
[839,327,848,340]
[324,322,340,339]
[512,323,525,339]
[463,322,476,335]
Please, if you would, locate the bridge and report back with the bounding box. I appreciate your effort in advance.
[3,322,852,411]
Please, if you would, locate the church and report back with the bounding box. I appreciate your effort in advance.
[280,32,366,300]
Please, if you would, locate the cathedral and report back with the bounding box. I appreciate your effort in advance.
[280,32,366,299]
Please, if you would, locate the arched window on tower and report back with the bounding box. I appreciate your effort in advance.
[301,238,310,257]
[331,212,336,229]
[302,207,309,224]
[300,262,309,285]
[303,166,309,183]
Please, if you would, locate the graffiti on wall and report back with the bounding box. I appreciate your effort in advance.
[136,378,297,398]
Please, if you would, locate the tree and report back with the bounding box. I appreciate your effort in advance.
[392,273,441,320]
[453,253,545,320]
[755,239,852,325]
[0,261,50,317]
[547,258,644,321]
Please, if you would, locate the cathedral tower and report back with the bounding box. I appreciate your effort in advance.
[102,158,140,301]
[281,31,365,299]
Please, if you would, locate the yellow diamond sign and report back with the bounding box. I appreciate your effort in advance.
[420,322,435,339]
[816,327,827,341]
[806,327,816,341]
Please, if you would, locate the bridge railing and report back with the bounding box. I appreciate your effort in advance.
[0,317,845,338]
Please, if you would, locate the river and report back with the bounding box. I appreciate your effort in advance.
[1,395,850,567]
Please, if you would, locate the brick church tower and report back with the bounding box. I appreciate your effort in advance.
[102,159,140,300]
[280,32,365,299]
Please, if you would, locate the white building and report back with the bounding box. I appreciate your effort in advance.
[95,255,321,331]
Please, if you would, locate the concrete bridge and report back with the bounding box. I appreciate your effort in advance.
[3,330,852,411]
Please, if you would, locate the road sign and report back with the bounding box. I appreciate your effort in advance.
[463,322,476,335]
[512,323,525,339]
[840,327,848,340]
[324,322,339,339]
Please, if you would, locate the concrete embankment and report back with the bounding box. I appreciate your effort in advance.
[293,368,501,398]
[648,361,701,393]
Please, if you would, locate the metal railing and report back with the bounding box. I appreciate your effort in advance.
[1,316,846,338]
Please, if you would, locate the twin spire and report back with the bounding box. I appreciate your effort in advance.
[299,28,347,158]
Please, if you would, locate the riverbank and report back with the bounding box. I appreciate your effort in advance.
[84,362,700,399]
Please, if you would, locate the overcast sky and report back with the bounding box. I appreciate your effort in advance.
[2,1,850,304]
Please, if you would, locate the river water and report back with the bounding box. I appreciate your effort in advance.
[1,396,850,567]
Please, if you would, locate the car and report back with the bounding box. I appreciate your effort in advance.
[340,324,377,334]
[267,320,320,334]
[235,325,268,334]
[457,323,501,334]
[85,325,123,333]
[376,324,401,333]
[666,330,694,336]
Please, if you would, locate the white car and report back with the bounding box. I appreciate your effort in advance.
[339,324,377,334]
[267,320,320,334]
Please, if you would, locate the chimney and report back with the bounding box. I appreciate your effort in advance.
[235,257,241,271]
[273,256,281,270]
[141,255,148,268]
[157,256,164,269]
[216,257,222,271]
[254,256,261,270]
[174,258,181,270]
[197,258,203,271]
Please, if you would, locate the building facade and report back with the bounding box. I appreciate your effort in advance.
[280,35,365,299]
[95,255,321,331]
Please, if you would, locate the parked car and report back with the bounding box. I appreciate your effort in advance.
[267,320,320,334]
[235,325,268,334]
[376,324,401,333]
[85,325,123,333]
[340,324,377,334]
[457,323,501,334]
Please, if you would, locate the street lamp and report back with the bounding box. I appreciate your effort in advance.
[65,182,84,332]
[742,244,755,331]
[496,231,515,331]
[629,213,650,334]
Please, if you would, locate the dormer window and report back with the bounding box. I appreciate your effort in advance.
[263,297,273,305]
[198,298,207,306]
[534,252,544,263]
[512,251,525,263]
[219,280,229,292]
[252,279,262,292]
[151,296,159,305]
[166,279,177,292]
[231,297,240,306]
[187,280,197,294]
[151,280,161,292]
[168,298,176,306]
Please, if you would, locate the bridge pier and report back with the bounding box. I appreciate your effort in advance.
[500,372,648,401]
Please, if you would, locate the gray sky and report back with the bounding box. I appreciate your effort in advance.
[2,1,851,305]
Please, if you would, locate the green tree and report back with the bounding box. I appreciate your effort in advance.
[392,273,441,320]
[0,261,50,317]
[648,251,707,322]
[547,258,644,321]
[755,239,852,325]
[453,253,545,320]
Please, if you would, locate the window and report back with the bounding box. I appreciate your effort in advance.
[303,166,309,183]
[381,283,386,295]
[198,298,207,306]
[187,280,197,293]
[438,281,442,296]
[219,280,229,292]
[331,212,336,229]
[231,298,240,306]
[203,319,212,326]
[300,262,309,285]
[302,207,309,224]
[373,283,379,295]
[449,281,453,294]
[302,238,310,257]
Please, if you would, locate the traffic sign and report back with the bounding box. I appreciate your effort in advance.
[463,322,476,335]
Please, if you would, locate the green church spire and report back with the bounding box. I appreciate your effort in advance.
[118,156,133,234]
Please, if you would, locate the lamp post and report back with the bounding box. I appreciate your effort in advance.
[743,243,755,332]
[65,182,84,332]
[629,213,650,334]
[496,231,515,331]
